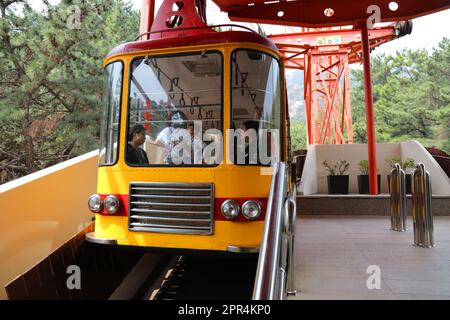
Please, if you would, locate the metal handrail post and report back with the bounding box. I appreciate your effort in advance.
[284,178,297,297]
[253,161,299,299]
[412,163,434,248]
[253,163,288,300]
[389,163,407,231]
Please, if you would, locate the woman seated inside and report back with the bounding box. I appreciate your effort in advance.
[126,124,150,165]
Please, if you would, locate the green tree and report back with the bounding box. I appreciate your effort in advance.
[0,0,139,183]
[350,38,450,153]
[290,120,307,151]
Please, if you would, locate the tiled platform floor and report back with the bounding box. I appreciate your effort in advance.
[290,216,450,300]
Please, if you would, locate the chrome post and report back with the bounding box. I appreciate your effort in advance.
[253,163,289,300]
[389,163,407,231]
[253,162,299,300]
[279,268,287,300]
[284,180,298,297]
[412,163,434,248]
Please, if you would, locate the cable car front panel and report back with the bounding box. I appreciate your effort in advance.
[88,36,288,253]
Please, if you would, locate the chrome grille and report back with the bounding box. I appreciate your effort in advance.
[128,182,214,235]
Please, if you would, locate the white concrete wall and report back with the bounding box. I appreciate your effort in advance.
[315,143,400,194]
[299,141,450,195]
[0,150,98,300]
[401,141,450,195]
[299,144,318,194]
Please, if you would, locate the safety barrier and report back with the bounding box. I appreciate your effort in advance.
[389,163,407,231]
[412,163,434,248]
[253,162,297,300]
[0,150,98,300]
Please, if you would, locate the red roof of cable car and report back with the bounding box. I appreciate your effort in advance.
[106,30,279,58]
[212,0,450,27]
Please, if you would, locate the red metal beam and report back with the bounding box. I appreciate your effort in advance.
[360,22,379,195]
[135,0,214,42]
[284,59,304,69]
[139,0,155,39]
[213,0,450,27]
[269,26,397,47]
[272,24,402,147]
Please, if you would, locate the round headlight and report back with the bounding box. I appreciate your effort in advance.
[104,195,120,214]
[88,194,103,213]
[221,200,240,220]
[242,200,262,220]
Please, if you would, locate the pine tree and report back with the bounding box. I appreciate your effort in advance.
[350,39,450,153]
[0,0,139,183]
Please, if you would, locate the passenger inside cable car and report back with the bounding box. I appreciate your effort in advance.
[126,124,150,165]
[127,51,222,166]
[125,48,280,167]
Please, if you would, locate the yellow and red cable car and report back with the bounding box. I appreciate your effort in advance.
[85,0,291,253]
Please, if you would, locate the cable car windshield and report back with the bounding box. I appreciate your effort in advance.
[99,61,123,166]
[230,49,282,166]
[127,51,223,166]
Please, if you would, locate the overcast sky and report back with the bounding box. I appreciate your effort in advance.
[31,0,450,56]
[130,0,450,56]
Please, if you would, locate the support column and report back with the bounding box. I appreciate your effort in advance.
[304,56,313,145]
[139,0,155,39]
[360,22,379,195]
[310,54,319,144]
[343,57,354,143]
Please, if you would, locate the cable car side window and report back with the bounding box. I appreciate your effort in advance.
[99,61,123,166]
[126,51,223,167]
[230,49,282,166]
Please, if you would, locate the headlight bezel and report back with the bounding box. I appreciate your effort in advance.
[242,200,262,220]
[88,194,103,213]
[221,199,240,220]
[104,195,120,214]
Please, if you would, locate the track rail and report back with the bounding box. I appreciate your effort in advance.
[150,255,258,300]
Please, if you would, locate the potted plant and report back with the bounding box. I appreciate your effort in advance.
[357,160,381,194]
[386,157,415,194]
[323,160,350,194]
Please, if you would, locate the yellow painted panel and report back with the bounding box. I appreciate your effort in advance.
[94,215,128,240]
[97,165,270,197]
[119,221,264,252]
[0,151,98,300]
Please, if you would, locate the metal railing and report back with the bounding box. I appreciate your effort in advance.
[135,24,257,41]
[389,163,407,232]
[412,163,434,248]
[253,162,297,300]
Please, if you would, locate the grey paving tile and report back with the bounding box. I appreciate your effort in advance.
[385,279,450,296]
[292,242,359,251]
[290,290,399,300]
[295,265,367,279]
[296,248,364,259]
[396,293,450,300]
[304,294,396,300]
[295,257,372,268]
[380,267,450,282]
[294,276,394,296]
[292,216,450,300]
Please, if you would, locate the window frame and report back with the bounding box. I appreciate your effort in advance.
[229,48,284,167]
[99,60,124,167]
[125,50,224,168]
